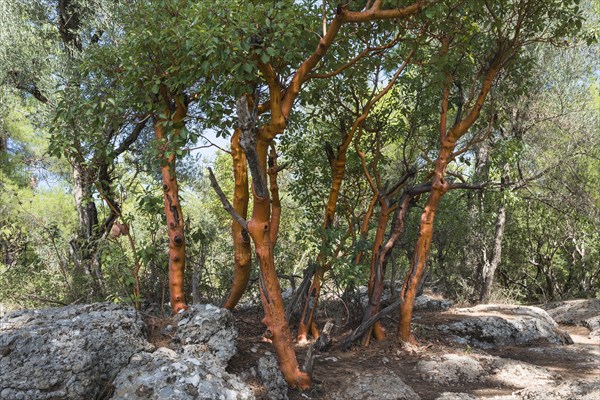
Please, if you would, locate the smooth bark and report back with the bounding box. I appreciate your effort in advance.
[223,129,252,310]
[154,101,188,314]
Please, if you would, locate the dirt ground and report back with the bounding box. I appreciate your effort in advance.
[224,305,600,400]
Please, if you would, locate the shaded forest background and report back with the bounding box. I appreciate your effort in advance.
[0,0,598,329]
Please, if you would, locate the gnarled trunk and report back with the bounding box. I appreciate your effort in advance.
[236,97,310,389]
[362,201,392,345]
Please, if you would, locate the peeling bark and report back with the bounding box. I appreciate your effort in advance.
[236,97,310,389]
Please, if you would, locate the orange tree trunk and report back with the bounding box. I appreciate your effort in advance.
[398,48,504,342]
[236,97,310,389]
[154,101,188,314]
[398,149,451,342]
[223,128,252,310]
[362,192,413,345]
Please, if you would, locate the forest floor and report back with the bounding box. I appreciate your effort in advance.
[223,303,600,400]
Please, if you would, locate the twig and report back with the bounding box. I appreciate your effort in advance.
[339,298,403,349]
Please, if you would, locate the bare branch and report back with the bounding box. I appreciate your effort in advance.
[207,167,248,230]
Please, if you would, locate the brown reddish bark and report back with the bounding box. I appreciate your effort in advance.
[397,48,505,342]
[233,96,309,389]
[154,100,188,314]
[223,129,252,310]
[362,192,414,346]
[297,54,414,343]
[214,1,425,381]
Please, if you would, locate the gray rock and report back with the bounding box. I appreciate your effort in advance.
[329,371,420,400]
[0,303,152,400]
[435,393,477,400]
[110,305,254,400]
[257,355,288,400]
[417,354,486,385]
[514,380,600,400]
[414,294,454,311]
[110,347,253,400]
[172,304,238,366]
[436,305,572,348]
[543,300,600,337]
[487,357,558,388]
[542,299,600,326]
[418,353,558,389]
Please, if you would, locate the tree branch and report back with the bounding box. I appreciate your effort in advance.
[208,167,248,230]
[114,115,150,155]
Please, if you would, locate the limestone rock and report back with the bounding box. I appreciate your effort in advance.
[436,305,572,348]
[257,355,288,400]
[418,353,558,389]
[0,303,152,400]
[486,357,558,389]
[329,371,420,400]
[435,393,477,400]
[514,380,600,400]
[110,347,253,400]
[171,304,238,366]
[418,354,486,385]
[111,304,253,400]
[414,294,454,311]
[542,299,600,337]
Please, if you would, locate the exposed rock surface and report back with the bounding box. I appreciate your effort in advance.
[0,303,254,400]
[542,299,600,337]
[417,353,557,389]
[418,354,486,385]
[110,305,254,400]
[0,303,152,400]
[110,347,253,400]
[435,393,477,400]
[257,355,288,400]
[414,294,454,311]
[487,380,600,400]
[329,371,421,400]
[513,380,600,400]
[436,304,572,348]
[171,304,238,365]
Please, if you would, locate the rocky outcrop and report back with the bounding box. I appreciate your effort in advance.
[513,380,600,400]
[435,393,476,400]
[414,294,454,311]
[329,371,420,400]
[417,353,557,389]
[418,354,486,385]
[110,347,253,400]
[487,380,600,400]
[257,355,288,400]
[436,305,572,348]
[110,304,253,400]
[0,303,152,400]
[542,299,600,337]
[171,304,238,365]
[0,303,254,400]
